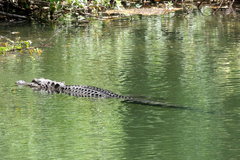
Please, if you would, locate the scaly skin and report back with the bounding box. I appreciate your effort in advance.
[16,78,132,99]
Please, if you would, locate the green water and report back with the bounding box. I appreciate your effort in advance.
[0,14,240,160]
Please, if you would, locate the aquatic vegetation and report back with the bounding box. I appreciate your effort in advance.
[0,36,42,55]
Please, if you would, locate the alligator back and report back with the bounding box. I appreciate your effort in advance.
[62,85,131,99]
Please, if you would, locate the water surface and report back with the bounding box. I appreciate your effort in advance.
[0,13,240,160]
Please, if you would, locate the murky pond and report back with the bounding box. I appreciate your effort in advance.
[1,13,240,160]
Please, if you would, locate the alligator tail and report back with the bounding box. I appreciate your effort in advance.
[123,98,190,109]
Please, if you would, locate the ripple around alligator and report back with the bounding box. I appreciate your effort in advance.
[16,78,216,114]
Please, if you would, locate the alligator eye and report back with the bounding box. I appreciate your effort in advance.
[32,79,40,85]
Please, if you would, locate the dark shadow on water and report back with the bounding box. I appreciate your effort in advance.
[122,99,217,115]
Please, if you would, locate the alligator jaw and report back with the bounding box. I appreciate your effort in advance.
[16,80,26,85]
[16,80,40,88]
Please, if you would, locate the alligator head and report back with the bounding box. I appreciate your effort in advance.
[16,80,39,88]
[31,78,65,91]
[16,78,65,93]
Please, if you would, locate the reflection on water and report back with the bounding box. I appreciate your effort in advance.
[0,13,240,160]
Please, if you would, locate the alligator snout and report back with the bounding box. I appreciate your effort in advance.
[16,80,27,85]
[16,80,39,88]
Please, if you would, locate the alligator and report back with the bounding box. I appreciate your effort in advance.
[16,78,191,109]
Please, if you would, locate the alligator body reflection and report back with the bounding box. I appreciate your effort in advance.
[16,78,190,109]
